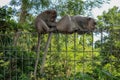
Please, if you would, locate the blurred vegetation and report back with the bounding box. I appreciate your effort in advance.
[0,0,120,80]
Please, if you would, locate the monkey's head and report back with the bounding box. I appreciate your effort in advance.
[87,17,96,32]
[79,17,97,34]
[45,10,57,22]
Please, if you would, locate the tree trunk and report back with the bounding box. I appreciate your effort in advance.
[13,0,27,46]
[19,0,28,23]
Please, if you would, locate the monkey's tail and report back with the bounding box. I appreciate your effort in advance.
[40,33,53,75]
[34,33,41,79]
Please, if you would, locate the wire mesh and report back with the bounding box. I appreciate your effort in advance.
[0,29,120,80]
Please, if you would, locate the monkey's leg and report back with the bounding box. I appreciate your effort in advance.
[40,33,53,75]
[34,33,41,79]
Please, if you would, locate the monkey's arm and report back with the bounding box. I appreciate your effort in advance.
[47,21,57,27]
[35,19,51,33]
[46,21,57,32]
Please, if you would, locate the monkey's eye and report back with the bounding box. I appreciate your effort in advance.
[94,22,97,25]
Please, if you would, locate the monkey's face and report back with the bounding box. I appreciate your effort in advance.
[50,10,57,22]
[46,10,57,22]
[77,17,97,34]
[87,18,96,32]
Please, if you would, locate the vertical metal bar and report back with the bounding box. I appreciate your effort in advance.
[27,33,30,78]
[16,49,18,80]
[92,32,94,67]
[49,33,52,80]
[3,45,5,80]
[7,34,11,79]
[22,48,23,78]
[40,33,53,74]
[110,29,113,80]
[10,51,11,80]
[82,34,85,80]
[65,34,68,78]
[74,33,76,79]
[100,28,103,53]
[100,28,103,79]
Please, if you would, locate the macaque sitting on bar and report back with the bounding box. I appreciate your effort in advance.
[56,15,96,34]
[34,9,57,78]
[34,10,57,34]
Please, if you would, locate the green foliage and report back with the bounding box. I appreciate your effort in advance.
[19,73,30,80]
[0,46,35,80]
[57,0,110,16]
[97,6,120,30]
[1,0,120,79]
[0,6,13,33]
[10,0,51,12]
[96,6,120,79]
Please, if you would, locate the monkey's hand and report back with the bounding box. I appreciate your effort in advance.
[48,27,57,33]
[47,22,57,27]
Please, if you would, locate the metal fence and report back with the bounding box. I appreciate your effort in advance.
[0,29,120,80]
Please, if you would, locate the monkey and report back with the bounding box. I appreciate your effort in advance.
[56,15,96,34]
[35,9,57,33]
[71,15,96,34]
[34,13,96,78]
[34,10,57,79]
[56,15,77,34]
